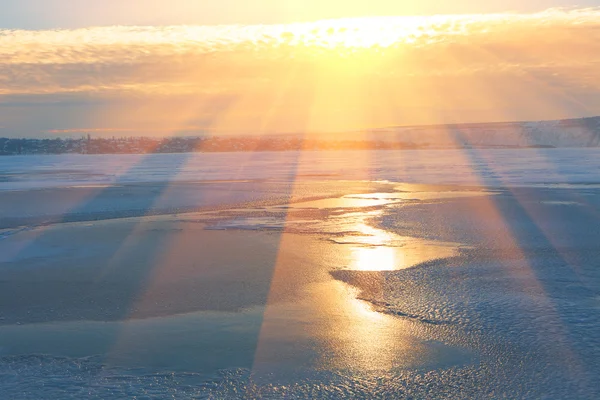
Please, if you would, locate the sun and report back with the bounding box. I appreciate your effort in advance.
[282,16,437,49]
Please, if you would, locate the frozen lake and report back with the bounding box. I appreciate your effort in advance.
[2,149,600,191]
[1,150,599,398]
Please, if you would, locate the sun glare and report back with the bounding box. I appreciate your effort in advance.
[4,9,600,131]
[352,246,398,271]
[281,16,442,49]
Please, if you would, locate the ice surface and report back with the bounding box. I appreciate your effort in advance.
[2,149,600,192]
[2,150,600,398]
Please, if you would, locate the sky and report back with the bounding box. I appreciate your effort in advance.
[3,0,600,28]
[2,1,600,137]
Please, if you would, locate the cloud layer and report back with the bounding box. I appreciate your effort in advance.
[2,8,600,135]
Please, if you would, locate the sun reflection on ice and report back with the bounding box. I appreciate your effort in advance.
[252,190,478,374]
[348,239,460,271]
[331,207,460,271]
[316,279,421,372]
[351,246,398,271]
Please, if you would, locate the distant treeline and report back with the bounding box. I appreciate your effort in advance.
[0,136,556,155]
[0,136,435,155]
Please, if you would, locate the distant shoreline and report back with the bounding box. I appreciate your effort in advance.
[0,136,559,156]
[3,115,599,154]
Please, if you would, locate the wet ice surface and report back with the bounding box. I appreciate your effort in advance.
[1,151,600,398]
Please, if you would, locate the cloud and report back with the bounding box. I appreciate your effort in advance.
[2,8,600,135]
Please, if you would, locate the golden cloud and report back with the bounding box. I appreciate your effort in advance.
[2,8,600,133]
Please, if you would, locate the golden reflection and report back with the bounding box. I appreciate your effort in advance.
[256,203,465,371]
[331,203,460,271]
[351,246,398,271]
[309,274,422,372]
[347,240,459,271]
[250,230,437,374]
[331,288,410,371]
